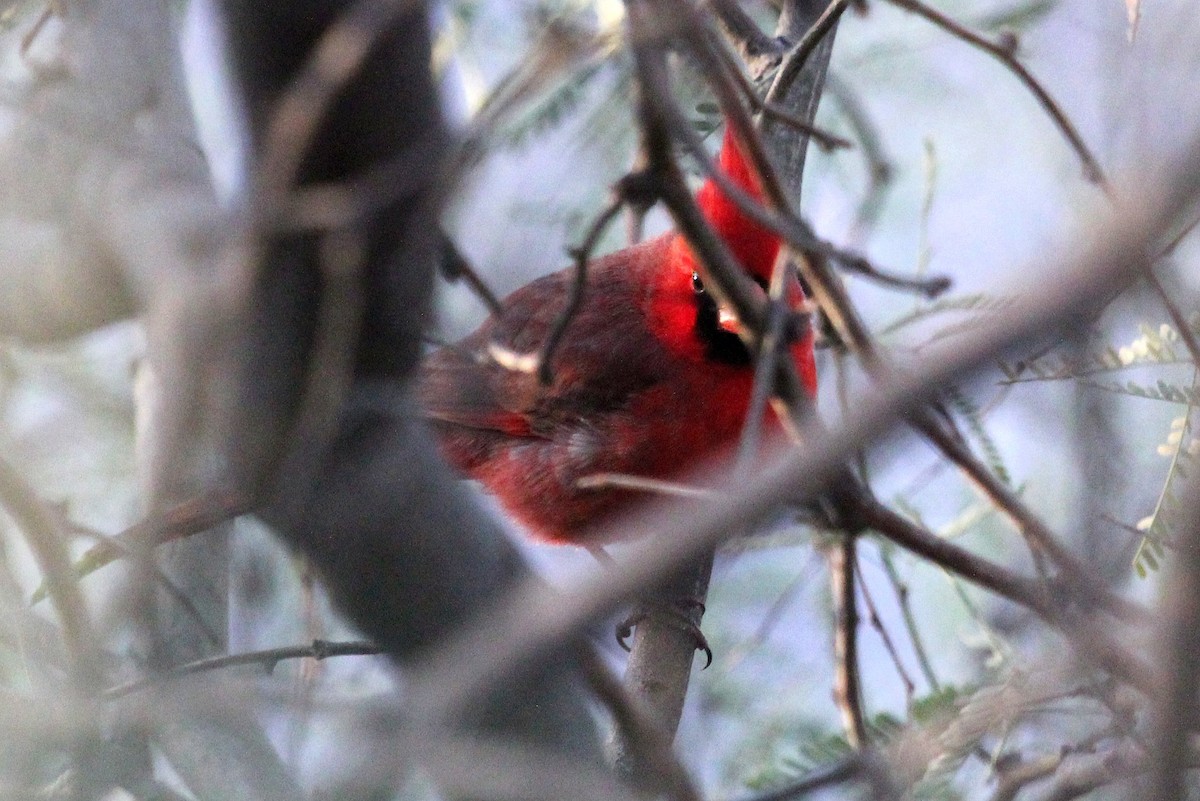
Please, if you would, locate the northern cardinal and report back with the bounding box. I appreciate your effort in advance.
[419,128,816,544]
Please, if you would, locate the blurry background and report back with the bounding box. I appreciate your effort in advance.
[1,0,1197,797]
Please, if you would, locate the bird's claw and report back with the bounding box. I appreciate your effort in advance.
[615,610,646,653]
[613,599,713,668]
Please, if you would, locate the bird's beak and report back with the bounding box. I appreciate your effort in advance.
[717,305,742,335]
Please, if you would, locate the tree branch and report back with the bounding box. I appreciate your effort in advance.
[104,640,381,700]
[402,149,1197,729]
[829,534,867,747]
[882,0,1107,187]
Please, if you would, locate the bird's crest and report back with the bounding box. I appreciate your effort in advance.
[691,126,780,285]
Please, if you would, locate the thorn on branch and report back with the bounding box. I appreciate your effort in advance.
[103,639,381,699]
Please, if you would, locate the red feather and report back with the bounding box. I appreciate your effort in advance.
[419,128,816,543]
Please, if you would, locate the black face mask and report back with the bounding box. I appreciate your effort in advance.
[691,272,751,366]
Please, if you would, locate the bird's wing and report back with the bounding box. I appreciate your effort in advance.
[417,237,675,440]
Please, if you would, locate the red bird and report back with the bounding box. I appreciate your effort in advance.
[419,128,817,544]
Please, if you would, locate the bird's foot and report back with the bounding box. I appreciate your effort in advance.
[614,597,713,669]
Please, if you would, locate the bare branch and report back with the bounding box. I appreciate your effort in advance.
[880,549,940,693]
[539,189,629,384]
[732,754,865,801]
[703,36,850,152]
[763,0,854,110]
[990,753,1064,801]
[579,645,703,801]
[706,0,786,77]
[0,456,102,692]
[32,491,247,604]
[440,233,504,316]
[1039,742,1148,801]
[854,557,917,703]
[576,473,717,499]
[829,534,867,747]
[251,0,426,212]
[104,640,381,700]
[1145,267,1200,367]
[824,73,896,243]
[1147,476,1200,799]
[65,519,221,648]
[883,0,1107,187]
[916,414,1146,624]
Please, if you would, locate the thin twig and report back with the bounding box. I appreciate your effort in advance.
[762,0,854,109]
[440,234,503,316]
[705,38,850,152]
[861,500,1041,619]
[989,752,1063,801]
[0,457,102,693]
[1144,268,1200,367]
[824,73,895,243]
[538,191,628,384]
[883,0,1107,187]
[1038,742,1149,801]
[879,548,940,692]
[455,19,604,177]
[481,175,637,383]
[705,0,785,77]
[277,134,445,231]
[18,1,55,61]
[720,555,819,672]
[756,98,852,153]
[1160,208,1200,256]
[854,558,917,703]
[625,144,654,244]
[732,755,864,801]
[65,518,221,648]
[30,489,246,604]
[924,422,1146,624]
[829,534,867,748]
[103,639,381,700]
[858,498,1158,696]
[576,473,716,499]
[835,255,951,297]
[738,251,802,469]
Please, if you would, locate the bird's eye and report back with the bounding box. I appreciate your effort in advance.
[691,272,705,294]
